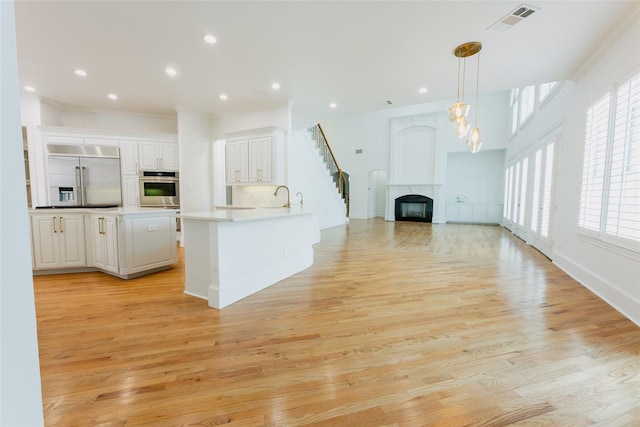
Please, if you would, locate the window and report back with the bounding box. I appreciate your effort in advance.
[539,81,559,103]
[541,143,554,238]
[518,158,528,226]
[510,89,519,136]
[579,72,640,246]
[519,85,535,125]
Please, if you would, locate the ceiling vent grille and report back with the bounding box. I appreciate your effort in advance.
[489,4,539,32]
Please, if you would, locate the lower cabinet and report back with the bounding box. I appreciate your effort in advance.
[31,213,86,269]
[446,202,504,224]
[118,216,176,276]
[91,214,119,274]
[30,209,177,278]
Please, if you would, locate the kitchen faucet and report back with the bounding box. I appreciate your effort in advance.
[274,185,291,208]
[296,192,303,207]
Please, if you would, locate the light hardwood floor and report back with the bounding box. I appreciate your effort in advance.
[33,219,640,426]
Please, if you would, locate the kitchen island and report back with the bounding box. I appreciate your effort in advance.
[30,207,178,278]
[180,206,315,309]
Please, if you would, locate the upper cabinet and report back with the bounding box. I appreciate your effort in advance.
[226,139,249,183]
[120,140,139,175]
[225,127,284,185]
[139,141,178,171]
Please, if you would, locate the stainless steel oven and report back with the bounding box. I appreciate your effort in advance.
[139,171,180,208]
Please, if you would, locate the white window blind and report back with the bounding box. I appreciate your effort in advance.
[518,158,528,226]
[514,162,521,224]
[579,92,611,232]
[579,71,640,246]
[541,142,554,238]
[606,74,640,241]
[519,85,535,125]
[511,89,519,135]
[504,168,511,219]
[539,81,558,103]
[531,149,542,233]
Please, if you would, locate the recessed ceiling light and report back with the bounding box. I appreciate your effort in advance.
[165,67,177,77]
[203,34,217,44]
[271,82,280,90]
[24,86,36,92]
[108,93,118,100]
[329,103,337,109]
[220,94,228,100]
[74,69,88,77]
[419,87,428,94]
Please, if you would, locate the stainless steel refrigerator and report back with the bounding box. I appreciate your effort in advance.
[47,144,122,207]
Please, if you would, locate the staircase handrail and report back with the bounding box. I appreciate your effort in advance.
[308,123,349,217]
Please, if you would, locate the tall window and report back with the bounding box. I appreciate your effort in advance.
[539,82,558,103]
[579,72,640,246]
[519,85,536,125]
[518,158,528,226]
[541,143,555,238]
[510,89,519,136]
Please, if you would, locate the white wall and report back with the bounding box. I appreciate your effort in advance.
[507,12,640,325]
[1,1,45,424]
[446,149,505,205]
[176,108,212,214]
[319,92,509,219]
[60,109,177,134]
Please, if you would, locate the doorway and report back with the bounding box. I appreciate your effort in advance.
[367,169,387,219]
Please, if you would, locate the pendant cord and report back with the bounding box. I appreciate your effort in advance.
[474,52,480,127]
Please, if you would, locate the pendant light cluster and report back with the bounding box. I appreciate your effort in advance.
[447,41,483,153]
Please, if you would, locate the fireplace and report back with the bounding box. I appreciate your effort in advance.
[395,194,433,222]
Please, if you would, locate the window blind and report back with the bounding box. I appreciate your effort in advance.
[579,92,611,232]
[606,74,640,241]
[579,71,640,246]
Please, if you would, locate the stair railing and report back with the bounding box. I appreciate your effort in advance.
[307,123,349,216]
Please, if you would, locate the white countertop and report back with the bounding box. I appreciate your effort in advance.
[30,207,179,217]
[179,206,312,222]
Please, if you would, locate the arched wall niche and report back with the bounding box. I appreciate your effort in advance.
[387,113,446,222]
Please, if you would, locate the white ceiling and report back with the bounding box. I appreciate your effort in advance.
[14,1,639,118]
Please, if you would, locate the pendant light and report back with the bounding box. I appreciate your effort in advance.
[449,41,483,152]
[447,55,471,138]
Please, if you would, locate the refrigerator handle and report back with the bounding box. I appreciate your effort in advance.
[81,166,87,206]
[75,166,82,206]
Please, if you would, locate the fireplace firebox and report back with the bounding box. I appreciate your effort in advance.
[395,194,433,222]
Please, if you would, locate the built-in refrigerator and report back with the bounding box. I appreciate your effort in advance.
[47,144,122,207]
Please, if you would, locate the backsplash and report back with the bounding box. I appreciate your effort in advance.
[231,185,288,207]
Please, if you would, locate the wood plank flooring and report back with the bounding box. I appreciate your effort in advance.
[33,219,640,426]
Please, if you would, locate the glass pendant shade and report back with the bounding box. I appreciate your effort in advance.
[468,127,482,153]
[447,102,471,122]
[453,117,471,138]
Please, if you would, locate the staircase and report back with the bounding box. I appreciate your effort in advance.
[305,124,349,217]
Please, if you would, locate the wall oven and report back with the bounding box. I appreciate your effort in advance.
[139,171,180,208]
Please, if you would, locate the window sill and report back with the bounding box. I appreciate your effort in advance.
[577,229,640,261]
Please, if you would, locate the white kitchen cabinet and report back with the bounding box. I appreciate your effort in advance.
[225,139,249,183]
[446,202,504,224]
[224,127,284,185]
[118,215,177,276]
[139,141,178,171]
[120,140,139,175]
[91,214,119,274]
[120,140,140,208]
[30,208,178,278]
[31,213,86,270]
[248,137,272,183]
[122,175,140,208]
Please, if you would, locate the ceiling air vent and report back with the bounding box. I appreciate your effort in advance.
[489,4,539,32]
